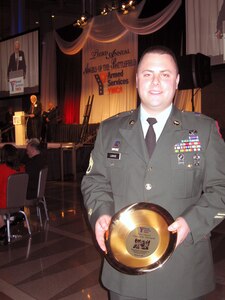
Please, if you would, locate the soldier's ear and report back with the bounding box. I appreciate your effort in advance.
[176,74,180,89]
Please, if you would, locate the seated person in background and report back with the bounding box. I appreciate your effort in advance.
[0,144,25,238]
[24,138,47,200]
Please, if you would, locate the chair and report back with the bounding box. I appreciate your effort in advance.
[0,173,31,244]
[25,167,49,227]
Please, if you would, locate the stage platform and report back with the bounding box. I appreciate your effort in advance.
[0,142,93,181]
[42,123,99,143]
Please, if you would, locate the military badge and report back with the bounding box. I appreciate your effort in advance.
[174,130,201,153]
[112,140,121,151]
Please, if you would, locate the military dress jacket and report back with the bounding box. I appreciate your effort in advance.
[81,105,225,300]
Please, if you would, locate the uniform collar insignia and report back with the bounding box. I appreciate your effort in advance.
[173,120,180,126]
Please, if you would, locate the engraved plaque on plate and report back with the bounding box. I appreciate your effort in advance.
[105,202,177,275]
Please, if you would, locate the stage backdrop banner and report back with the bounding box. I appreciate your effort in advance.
[80,31,138,124]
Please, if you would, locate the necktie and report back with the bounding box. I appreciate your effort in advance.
[145,118,157,158]
[16,53,19,70]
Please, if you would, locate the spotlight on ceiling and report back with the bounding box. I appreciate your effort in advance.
[128,0,136,9]
[111,1,118,10]
[101,4,117,16]
[120,0,136,14]
[80,14,87,23]
[121,3,128,14]
[73,13,88,27]
[101,5,110,16]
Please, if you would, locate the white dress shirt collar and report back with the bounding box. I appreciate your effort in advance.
[140,104,172,141]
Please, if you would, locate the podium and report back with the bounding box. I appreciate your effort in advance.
[9,70,24,95]
[13,111,26,145]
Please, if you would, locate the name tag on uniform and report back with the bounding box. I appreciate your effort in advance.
[107,153,121,159]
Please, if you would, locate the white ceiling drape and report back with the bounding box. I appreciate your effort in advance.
[186,0,224,65]
[54,0,182,54]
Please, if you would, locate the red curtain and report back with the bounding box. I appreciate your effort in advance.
[63,96,80,124]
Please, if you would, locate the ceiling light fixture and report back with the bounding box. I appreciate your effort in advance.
[100,1,136,16]
[120,0,136,14]
[111,1,118,10]
[73,0,90,27]
[101,5,110,16]
[73,13,89,27]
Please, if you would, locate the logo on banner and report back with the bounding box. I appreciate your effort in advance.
[9,76,24,95]
[94,72,107,95]
[94,70,128,96]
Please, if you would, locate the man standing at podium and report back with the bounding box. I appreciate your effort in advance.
[27,94,42,140]
[7,40,26,80]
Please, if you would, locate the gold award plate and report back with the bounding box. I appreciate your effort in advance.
[105,202,177,275]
